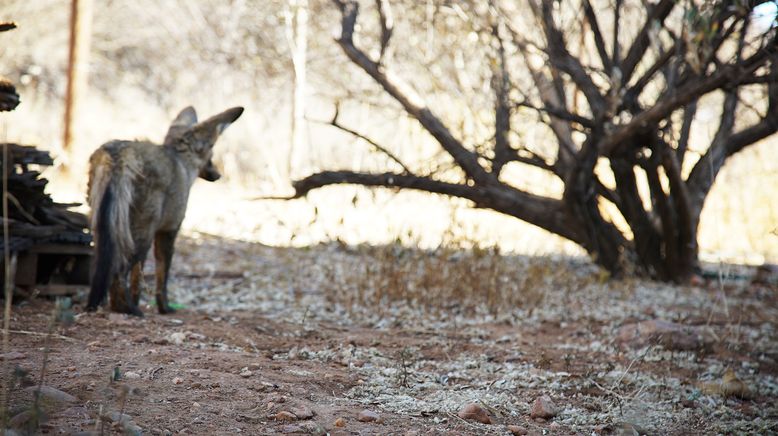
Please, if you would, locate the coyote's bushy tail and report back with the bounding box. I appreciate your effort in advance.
[86,146,137,310]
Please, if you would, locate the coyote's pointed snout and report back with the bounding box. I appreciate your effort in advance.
[86,106,243,316]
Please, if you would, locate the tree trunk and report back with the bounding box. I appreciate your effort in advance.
[63,0,93,153]
[286,0,308,180]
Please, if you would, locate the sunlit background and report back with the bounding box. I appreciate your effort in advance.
[1,0,776,264]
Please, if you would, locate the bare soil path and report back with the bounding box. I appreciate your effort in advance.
[4,236,778,435]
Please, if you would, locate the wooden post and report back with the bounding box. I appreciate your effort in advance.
[63,0,93,152]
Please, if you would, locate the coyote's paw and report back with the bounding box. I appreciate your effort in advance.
[126,305,145,317]
[158,306,176,315]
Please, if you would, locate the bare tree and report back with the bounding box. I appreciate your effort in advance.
[287,0,778,282]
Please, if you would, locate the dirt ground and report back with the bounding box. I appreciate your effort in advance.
[3,235,778,435]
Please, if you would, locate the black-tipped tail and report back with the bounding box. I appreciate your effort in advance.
[86,185,115,310]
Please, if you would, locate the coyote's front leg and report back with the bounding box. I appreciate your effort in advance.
[154,230,178,314]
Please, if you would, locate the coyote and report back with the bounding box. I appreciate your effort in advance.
[85,106,244,316]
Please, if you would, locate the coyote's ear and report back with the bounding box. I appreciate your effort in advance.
[190,107,244,151]
[164,106,198,145]
[171,106,198,126]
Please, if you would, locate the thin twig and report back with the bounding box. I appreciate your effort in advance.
[7,329,78,342]
[307,103,412,173]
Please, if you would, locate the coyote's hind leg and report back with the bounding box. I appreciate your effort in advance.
[154,230,178,314]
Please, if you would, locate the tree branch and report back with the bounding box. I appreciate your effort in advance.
[621,42,678,112]
[685,18,778,218]
[375,0,393,63]
[491,17,512,175]
[619,0,675,86]
[331,0,495,186]
[676,100,697,163]
[515,100,594,129]
[291,169,583,242]
[532,0,606,115]
[509,25,577,170]
[582,0,611,72]
[307,104,412,174]
[602,45,774,156]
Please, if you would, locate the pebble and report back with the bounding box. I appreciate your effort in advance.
[291,406,314,420]
[507,425,528,435]
[616,319,711,351]
[123,371,141,380]
[334,417,346,427]
[457,403,491,424]
[9,410,35,428]
[168,332,187,345]
[357,409,381,423]
[0,351,25,360]
[275,411,297,421]
[530,395,558,419]
[239,369,253,378]
[25,385,77,404]
[281,424,303,433]
[172,377,184,385]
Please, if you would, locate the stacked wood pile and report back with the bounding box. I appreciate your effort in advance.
[2,144,92,252]
[0,22,20,112]
[2,20,92,296]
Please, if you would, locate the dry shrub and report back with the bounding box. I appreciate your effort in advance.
[315,238,598,316]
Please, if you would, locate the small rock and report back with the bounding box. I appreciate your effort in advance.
[530,395,558,419]
[357,409,381,423]
[25,385,77,404]
[123,371,141,380]
[172,377,184,385]
[192,402,201,409]
[291,406,314,420]
[9,410,35,429]
[689,274,705,287]
[275,411,297,421]
[616,319,712,351]
[59,406,90,418]
[457,403,491,425]
[298,422,326,436]
[507,425,528,435]
[106,411,133,424]
[0,351,25,360]
[281,424,303,433]
[333,417,346,427]
[267,394,286,403]
[239,369,253,378]
[168,332,186,345]
[698,368,753,399]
